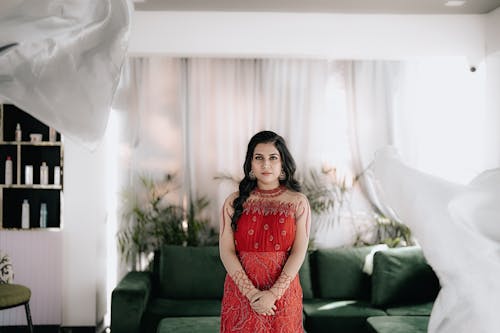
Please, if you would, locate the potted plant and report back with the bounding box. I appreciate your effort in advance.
[117,173,216,271]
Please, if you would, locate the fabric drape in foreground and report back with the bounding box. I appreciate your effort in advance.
[371,146,500,333]
[0,0,131,148]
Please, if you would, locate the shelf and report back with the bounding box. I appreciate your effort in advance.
[0,103,63,230]
[0,227,61,231]
[0,141,62,146]
[0,184,62,190]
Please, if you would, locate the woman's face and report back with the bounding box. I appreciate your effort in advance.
[251,142,282,189]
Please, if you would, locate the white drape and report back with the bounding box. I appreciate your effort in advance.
[348,57,492,222]
[117,56,496,247]
[119,57,352,229]
[0,0,131,148]
[345,60,402,220]
[372,147,500,333]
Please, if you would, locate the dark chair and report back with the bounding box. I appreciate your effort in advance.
[0,284,34,333]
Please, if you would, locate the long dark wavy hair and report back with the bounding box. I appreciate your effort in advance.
[231,131,301,230]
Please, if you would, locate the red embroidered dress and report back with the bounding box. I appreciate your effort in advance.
[220,186,307,333]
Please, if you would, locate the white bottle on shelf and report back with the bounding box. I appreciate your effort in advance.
[21,199,30,229]
[5,156,12,185]
[54,166,61,185]
[25,165,33,185]
[15,123,22,141]
[49,127,57,142]
[40,162,48,185]
[40,203,47,228]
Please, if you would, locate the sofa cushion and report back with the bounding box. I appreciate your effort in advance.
[158,245,226,299]
[385,301,434,316]
[371,246,440,307]
[141,298,222,333]
[303,299,386,333]
[314,246,374,299]
[299,250,314,299]
[157,316,221,333]
[367,315,429,333]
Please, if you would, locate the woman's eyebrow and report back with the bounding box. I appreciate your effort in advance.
[254,152,278,156]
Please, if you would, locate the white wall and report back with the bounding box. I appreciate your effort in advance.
[485,54,500,167]
[486,7,500,56]
[62,137,107,327]
[0,231,62,326]
[129,11,485,66]
[484,8,500,167]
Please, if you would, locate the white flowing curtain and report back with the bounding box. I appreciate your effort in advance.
[344,61,403,221]
[346,57,490,221]
[116,57,350,228]
[113,56,492,247]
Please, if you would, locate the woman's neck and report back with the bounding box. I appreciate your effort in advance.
[256,181,280,191]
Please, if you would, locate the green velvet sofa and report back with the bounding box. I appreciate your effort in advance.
[111,244,439,333]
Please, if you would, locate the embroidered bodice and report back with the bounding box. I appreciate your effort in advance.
[233,186,306,253]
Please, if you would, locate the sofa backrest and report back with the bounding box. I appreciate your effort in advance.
[305,245,440,307]
[311,246,376,300]
[153,244,440,306]
[155,245,317,300]
[156,245,226,299]
[298,250,314,299]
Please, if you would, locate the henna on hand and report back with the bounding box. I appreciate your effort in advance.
[269,271,294,300]
[231,270,259,300]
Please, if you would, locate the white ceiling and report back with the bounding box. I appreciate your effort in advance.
[134,0,500,14]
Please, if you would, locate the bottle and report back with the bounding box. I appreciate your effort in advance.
[15,123,21,141]
[54,166,61,185]
[25,165,33,185]
[5,156,12,185]
[40,203,47,228]
[49,127,57,142]
[40,162,48,185]
[21,199,30,229]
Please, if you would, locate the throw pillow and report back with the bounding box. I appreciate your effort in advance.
[371,246,440,307]
[315,246,375,300]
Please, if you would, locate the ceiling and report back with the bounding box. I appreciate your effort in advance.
[134,0,500,14]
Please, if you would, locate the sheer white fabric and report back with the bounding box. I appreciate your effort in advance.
[345,60,402,221]
[0,0,131,148]
[120,57,347,228]
[117,57,497,249]
[348,58,493,224]
[371,147,500,333]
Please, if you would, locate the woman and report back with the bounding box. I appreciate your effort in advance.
[219,130,311,332]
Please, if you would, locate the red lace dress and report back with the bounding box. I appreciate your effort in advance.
[220,187,306,333]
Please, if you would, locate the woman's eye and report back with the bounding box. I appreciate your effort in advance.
[270,156,278,160]
[255,156,263,160]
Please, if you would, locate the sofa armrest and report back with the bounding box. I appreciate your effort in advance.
[111,271,152,333]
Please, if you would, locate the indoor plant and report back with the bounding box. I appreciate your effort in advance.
[117,173,215,271]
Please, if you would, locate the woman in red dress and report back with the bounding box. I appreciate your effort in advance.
[219,131,311,333]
